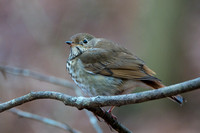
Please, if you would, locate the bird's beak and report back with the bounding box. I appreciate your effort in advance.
[65,41,77,47]
[66,41,72,45]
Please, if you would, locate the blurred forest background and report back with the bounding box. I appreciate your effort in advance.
[0,0,200,133]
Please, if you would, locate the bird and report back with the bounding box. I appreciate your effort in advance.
[66,33,184,113]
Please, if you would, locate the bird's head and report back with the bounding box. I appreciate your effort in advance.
[66,33,95,60]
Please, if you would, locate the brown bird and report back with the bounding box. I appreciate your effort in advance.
[66,33,184,113]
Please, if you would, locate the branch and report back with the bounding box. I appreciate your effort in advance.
[86,107,132,133]
[1,78,199,112]
[8,108,81,133]
[0,77,200,132]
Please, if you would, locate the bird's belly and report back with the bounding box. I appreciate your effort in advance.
[67,59,124,96]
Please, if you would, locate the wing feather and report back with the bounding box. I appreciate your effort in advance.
[78,40,158,81]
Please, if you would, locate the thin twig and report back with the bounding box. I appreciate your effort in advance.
[0,65,76,89]
[8,108,81,133]
[85,110,103,133]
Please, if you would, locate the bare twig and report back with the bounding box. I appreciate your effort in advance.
[8,108,81,133]
[0,65,102,133]
[0,65,76,89]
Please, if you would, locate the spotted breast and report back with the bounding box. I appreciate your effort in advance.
[67,58,125,96]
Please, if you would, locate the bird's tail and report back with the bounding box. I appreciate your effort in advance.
[142,80,185,105]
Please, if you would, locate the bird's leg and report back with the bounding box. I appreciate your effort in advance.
[107,106,117,120]
[105,106,117,131]
[107,106,115,113]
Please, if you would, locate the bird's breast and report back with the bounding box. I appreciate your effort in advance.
[66,58,124,96]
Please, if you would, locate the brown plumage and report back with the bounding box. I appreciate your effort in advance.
[66,33,184,105]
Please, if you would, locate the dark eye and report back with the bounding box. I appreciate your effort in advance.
[83,39,88,44]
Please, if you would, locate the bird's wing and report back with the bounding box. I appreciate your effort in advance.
[78,40,158,80]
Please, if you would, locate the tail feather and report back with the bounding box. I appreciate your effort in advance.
[169,95,184,105]
[142,80,185,105]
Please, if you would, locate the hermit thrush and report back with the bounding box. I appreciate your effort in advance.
[66,33,184,111]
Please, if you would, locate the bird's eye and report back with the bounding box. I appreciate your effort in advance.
[83,39,88,44]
